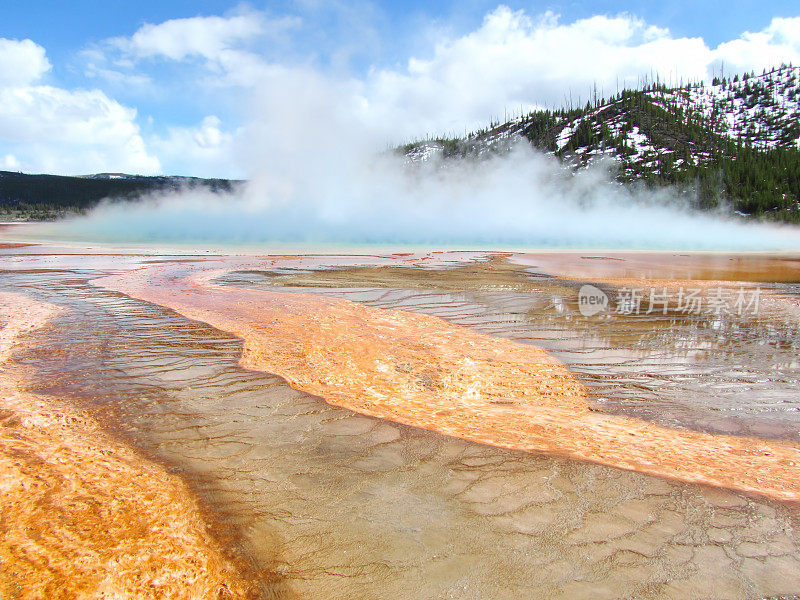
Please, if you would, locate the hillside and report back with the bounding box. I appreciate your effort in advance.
[404,64,800,223]
[0,171,240,221]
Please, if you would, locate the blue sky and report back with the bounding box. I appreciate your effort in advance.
[1,1,800,176]
[6,1,800,52]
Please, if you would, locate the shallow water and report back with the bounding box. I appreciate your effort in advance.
[3,264,800,599]
[218,261,800,441]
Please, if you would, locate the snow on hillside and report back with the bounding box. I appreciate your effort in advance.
[401,65,800,222]
[410,65,800,180]
[649,65,800,151]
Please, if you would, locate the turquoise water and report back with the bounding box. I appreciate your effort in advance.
[5,221,800,253]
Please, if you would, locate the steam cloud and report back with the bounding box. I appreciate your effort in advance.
[34,69,800,251]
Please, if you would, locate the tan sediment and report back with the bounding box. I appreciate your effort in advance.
[507,251,800,314]
[509,251,800,283]
[0,291,253,599]
[95,264,800,503]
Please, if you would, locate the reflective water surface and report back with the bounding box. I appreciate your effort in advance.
[219,257,800,441]
[2,251,800,599]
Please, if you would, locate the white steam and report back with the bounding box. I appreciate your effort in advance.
[35,69,800,251]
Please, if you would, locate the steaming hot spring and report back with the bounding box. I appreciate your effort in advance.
[2,233,800,599]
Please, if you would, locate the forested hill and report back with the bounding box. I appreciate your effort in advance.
[0,171,239,221]
[403,64,800,223]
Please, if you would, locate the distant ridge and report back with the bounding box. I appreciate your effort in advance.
[0,170,241,221]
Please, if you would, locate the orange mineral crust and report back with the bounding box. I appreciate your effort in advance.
[0,292,252,600]
[509,251,800,282]
[96,265,800,503]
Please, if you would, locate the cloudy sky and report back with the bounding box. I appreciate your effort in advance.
[2,0,800,178]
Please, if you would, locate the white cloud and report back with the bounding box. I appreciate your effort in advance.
[120,14,265,61]
[0,38,51,87]
[100,12,299,87]
[0,37,160,175]
[0,86,160,174]
[1,153,21,170]
[82,46,152,88]
[323,8,799,140]
[714,16,800,74]
[149,115,241,178]
[362,8,714,136]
